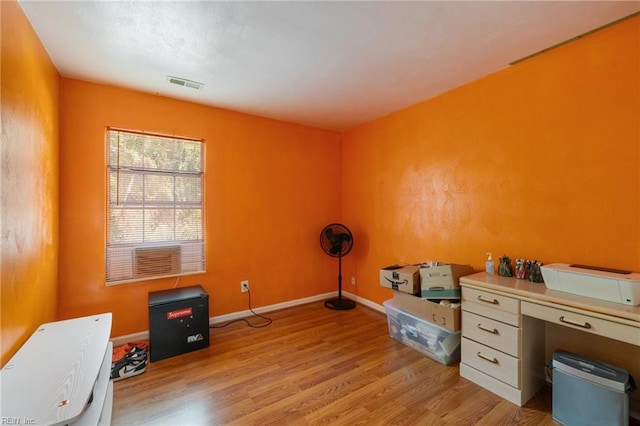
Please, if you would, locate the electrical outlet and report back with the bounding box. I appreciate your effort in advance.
[351,276,356,285]
[241,280,249,293]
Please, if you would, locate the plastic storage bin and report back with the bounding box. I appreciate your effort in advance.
[383,299,461,365]
[552,350,636,426]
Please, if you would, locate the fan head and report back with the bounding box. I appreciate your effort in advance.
[320,223,353,258]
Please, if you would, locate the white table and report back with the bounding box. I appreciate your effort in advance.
[0,313,113,425]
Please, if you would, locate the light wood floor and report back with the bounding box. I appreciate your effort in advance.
[112,301,556,425]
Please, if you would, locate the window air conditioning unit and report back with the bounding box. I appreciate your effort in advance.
[134,245,181,279]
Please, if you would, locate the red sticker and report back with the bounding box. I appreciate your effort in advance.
[167,307,192,320]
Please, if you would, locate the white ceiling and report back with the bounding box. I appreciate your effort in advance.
[19,1,640,131]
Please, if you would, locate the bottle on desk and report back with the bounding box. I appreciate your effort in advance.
[485,252,495,274]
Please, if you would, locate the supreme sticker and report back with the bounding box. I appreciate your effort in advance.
[167,307,192,320]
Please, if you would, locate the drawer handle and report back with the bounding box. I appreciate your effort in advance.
[476,352,499,364]
[559,316,592,329]
[477,324,499,334]
[477,295,499,305]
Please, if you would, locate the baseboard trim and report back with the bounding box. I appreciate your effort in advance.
[342,291,385,314]
[208,291,337,326]
[112,330,149,347]
[111,291,385,346]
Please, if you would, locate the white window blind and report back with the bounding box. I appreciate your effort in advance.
[106,128,205,284]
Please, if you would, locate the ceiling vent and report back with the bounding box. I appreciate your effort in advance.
[167,76,204,90]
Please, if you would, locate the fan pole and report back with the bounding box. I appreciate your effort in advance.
[338,252,342,298]
[324,252,356,310]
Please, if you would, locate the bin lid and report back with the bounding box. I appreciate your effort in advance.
[149,285,208,306]
[552,350,636,392]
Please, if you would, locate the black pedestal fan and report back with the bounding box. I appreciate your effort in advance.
[320,223,355,310]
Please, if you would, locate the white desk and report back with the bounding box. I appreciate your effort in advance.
[459,272,640,409]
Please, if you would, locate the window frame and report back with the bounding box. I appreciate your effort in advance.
[105,127,206,285]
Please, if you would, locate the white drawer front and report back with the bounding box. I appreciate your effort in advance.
[462,287,520,326]
[462,311,521,357]
[522,301,640,346]
[462,337,520,389]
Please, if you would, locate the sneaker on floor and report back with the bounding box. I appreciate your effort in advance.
[110,356,147,381]
[112,341,148,363]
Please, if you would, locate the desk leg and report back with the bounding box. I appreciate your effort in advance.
[521,315,546,404]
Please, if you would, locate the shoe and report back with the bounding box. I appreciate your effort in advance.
[110,342,148,381]
[115,346,147,364]
[112,341,148,363]
[110,355,147,381]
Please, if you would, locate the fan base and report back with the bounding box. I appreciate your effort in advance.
[324,298,356,310]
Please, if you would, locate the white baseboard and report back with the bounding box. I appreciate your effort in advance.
[208,291,337,326]
[342,291,385,314]
[110,291,385,346]
[111,331,150,347]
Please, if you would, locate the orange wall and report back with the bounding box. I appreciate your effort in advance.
[59,80,342,337]
[342,16,640,305]
[0,1,60,365]
[5,3,638,347]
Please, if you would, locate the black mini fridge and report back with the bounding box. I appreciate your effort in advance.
[148,285,209,362]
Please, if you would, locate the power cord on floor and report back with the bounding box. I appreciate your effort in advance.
[546,360,554,384]
[210,286,272,329]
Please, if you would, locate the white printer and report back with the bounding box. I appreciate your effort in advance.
[540,263,640,306]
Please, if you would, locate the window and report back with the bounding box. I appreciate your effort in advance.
[106,128,205,284]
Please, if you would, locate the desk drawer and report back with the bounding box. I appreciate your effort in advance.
[522,301,640,346]
[461,337,520,388]
[462,311,521,357]
[462,287,520,326]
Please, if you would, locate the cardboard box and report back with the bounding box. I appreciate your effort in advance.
[392,290,460,332]
[384,299,461,365]
[420,263,474,299]
[380,265,420,295]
